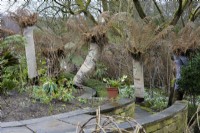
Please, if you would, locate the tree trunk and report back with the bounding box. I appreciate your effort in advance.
[174,55,188,90]
[73,43,101,85]
[133,58,145,103]
[168,55,188,106]
[23,26,38,79]
[173,55,188,101]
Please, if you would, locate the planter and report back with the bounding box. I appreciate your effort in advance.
[107,87,119,99]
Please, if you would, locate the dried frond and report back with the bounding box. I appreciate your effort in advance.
[66,15,89,34]
[34,28,65,59]
[104,13,174,61]
[10,8,37,28]
[106,12,133,38]
[100,11,111,23]
[83,25,108,46]
[0,27,15,38]
[171,22,200,56]
[151,25,174,45]
[100,13,160,60]
[125,20,157,60]
[67,15,108,46]
[34,29,65,77]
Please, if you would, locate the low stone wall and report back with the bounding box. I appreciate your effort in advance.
[118,100,188,133]
[80,86,135,118]
[112,102,135,118]
[88,98,135,118]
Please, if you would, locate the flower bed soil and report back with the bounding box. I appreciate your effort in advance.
[0,90,108,122]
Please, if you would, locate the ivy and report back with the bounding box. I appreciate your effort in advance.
[178,53,200,96]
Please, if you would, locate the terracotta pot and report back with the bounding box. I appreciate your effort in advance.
[107,87,119,99]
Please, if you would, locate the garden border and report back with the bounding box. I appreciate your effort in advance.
[0,87,188,133]
[0,86,134,128]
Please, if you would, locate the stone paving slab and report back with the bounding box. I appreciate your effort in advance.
[0,109,90,128]
[61,114,112,132]
[0,126,33,133]
[51,109,90,119]
[134,106,152,119]
[19,116,54,126]
[0,121,22,128]
[60,114,95,125]
[60,114,107,125]
[26,119,76,133]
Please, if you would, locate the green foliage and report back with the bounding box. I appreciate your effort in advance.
[56,78,75,102]
[103,75,127,88]
[78,98,87,104]
[0,50,19,94]
[57,72,75,81]
[93,62,108,80]
[1,78,17,90]
[38,61,47,76]
[178,53,200,96]
[32,86,53,104]
[187,104,200,133]
[0,66,19,92]
[144,90,168,111]
[0,35,25,94]
[32,79,75,104]
[42,80,58,95]
[188,104,198,123]
[119,85,135,98]
[54,86,75,102]
[84,79,107,97]
[1,35,25,48]
[0,50,18,67]
[71,55,84,66]
[18,56,28,89]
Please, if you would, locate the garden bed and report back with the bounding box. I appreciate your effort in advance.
[0,89,108,122]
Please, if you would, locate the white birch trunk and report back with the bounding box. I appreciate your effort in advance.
[23,26,38,79]
[133,59,145,101]
[73,43,101,85]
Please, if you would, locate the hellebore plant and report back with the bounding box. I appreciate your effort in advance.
[103,75,128,88]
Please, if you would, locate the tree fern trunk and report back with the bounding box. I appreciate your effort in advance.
[133,58,145,103]
[73,43,101,85]
[23,26,38,79]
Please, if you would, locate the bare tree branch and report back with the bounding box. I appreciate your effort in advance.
[132,0,146,19]
[153,0,165,22]
[189,3,200,22]
[169,0,191,25]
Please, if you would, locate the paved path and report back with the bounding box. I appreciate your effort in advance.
[0,106,151,133]
[134,105,153,119]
